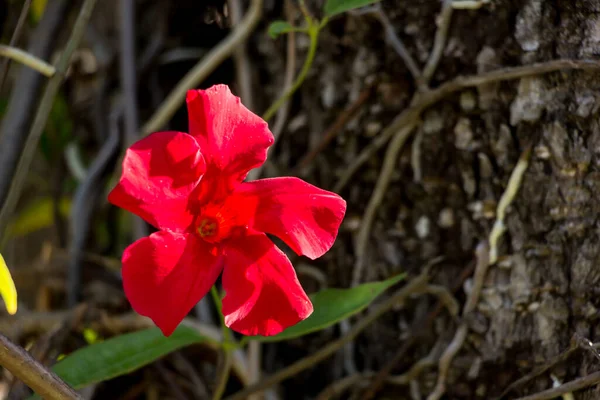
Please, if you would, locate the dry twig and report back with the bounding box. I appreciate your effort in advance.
[0,334,80,400]
[361,261,475,400]
[316,344,440,400]
[0,45,55,77]
[420,0,454,87]
[514,371,600,400]
[495,336,599,399]
[357,4,420,81]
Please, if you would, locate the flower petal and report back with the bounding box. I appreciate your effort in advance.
[221,233,312,336]
[108,131,205,231]
[186,85,273,189]
[122,231,223,336]
[235,177,347,260]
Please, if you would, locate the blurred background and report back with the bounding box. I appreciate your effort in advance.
[2,0,600,399]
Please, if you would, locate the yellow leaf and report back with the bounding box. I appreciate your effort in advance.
[8,197,71,238]
[83,328,101,344]
[31,0,48,22]
[0,253,17,315]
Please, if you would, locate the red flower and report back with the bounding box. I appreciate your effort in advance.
[108,85,346,336]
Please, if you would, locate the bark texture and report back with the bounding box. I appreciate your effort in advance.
[273,0,600,398]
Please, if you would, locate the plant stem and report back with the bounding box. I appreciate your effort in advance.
[0,0,98,248]
[209,285,234,399]
[262,23,320,122]
[210,285,228,337]
[0,45,55,77]
[212,347,233,400]
[0,334,81,399]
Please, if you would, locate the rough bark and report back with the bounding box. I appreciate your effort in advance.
[268,0,600,398]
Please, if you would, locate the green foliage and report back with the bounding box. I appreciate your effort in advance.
[268,20,297,39]
[324,0,382,17]
[43,326,209,392]
[249,274,405,342]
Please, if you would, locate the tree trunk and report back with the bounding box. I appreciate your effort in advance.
[286,0,600,398]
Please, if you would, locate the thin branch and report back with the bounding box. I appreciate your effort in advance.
[0,45,55,77]
[0,0,35,89]
[452,0,491,9]
[496,337,599,399]
[0,0,99,247]
[514,371,600,400]
[334,59,600,192]
[224,272,430,400]
[361,260,473,400]
[367,4,421,81]
[420,0,453,86]
[0,334,81,400]
[427,325,468,400]
[351,119,419,287]
[141,0,263,135]
[422,285,459,317]
[322,333,442,400]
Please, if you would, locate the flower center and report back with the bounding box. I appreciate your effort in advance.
[197,217,219,239]
[193,201,240,244]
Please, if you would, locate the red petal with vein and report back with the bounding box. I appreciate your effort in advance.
[108,131,205,231]
[186,86,273,189]
[122,231,223,336]
[221,233,313,336]
[236,177,347,260]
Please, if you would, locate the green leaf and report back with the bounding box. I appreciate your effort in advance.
[268,20,295,39]
[250,274,405,342]
[324,0,382,17]
[49,326,208,390]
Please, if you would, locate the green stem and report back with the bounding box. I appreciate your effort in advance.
[261,23,320,122]
[209,285,233,399]
[212,348,233,400]
[238,336,249,348]
[210,286,223,318]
